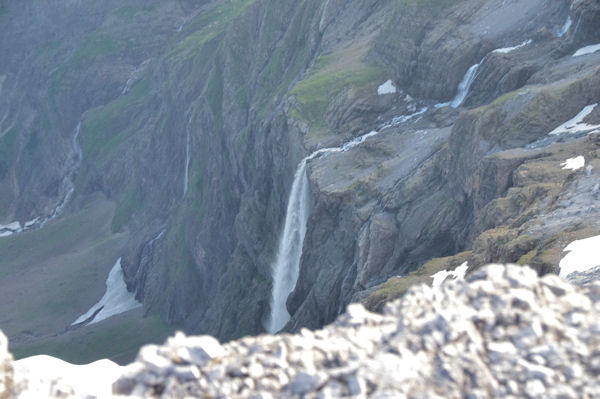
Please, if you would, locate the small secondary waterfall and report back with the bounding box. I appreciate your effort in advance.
[557,16,572,37]
[436,39,532,109]
[183,131,190,196]
[122,68,137,95]
[435,63,481,109]
[267,108,428,333]
[39,122,82,228]
[450,63,480,108]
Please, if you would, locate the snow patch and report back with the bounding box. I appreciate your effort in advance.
[24,217,39,228]
[559,235,600,278]
[13,355,123,398]
[0,221,21,232]
[377,80,397,96]
[573,44,600,57]
[72,258,142,326]
[549,104,600,135]
[431,262,469,289]
[561,156,585,171]
[492,39,532,54]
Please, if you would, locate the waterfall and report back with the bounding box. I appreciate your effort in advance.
[267,104,433,332]
[436,38,533,109]
[183,131,190,196]
[39,122,82,228]
[449,63,480,108]
[122,68,137,95]
[557,16,572,37]
[267,159,311,333]
[267,109,426,332]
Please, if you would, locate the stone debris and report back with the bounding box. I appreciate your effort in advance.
[0,332,13,399]
[105,264,600,398]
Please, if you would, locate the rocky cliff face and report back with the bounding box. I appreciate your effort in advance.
[1,0,600,362]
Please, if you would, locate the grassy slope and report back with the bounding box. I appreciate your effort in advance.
[290,40,384,139]
[11,309,174,365]
[0,196,173,364]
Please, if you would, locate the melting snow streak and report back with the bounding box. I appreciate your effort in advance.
[72,258,141,326]
[549,104,600,136]
[559,235,600,278]
[431,262,469,289]
[573,44,600,57]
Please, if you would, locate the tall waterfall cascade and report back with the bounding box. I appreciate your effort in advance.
[267,109,427,333]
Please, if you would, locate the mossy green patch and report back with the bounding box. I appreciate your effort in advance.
[114,6,138,20]
[290,52,383,126]
[81,78,150,162]
[402,0,461,8]
[71,34,119,68]
[364,275,430,313]
[111,184,144,233]
[11,313,173,365]
[170,0,256,59]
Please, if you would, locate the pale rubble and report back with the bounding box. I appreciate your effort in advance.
[4,264,600,398]
[0,332,13,399]
[111,265,600,398]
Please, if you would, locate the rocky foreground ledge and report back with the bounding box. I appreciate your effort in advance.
[2,265,600,398]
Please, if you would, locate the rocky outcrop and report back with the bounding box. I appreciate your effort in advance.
[5,264,600,398]
[284,0,600,332]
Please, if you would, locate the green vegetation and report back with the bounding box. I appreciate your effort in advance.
[113,6,139,20]
[0,199,130,357]
[365,275,430,313]
[402,0,461,8]
[49,33,120,97]
[71,34,119,67]
[0,126,18,179]
[111,184,144,233]
[81,78,150,162]
[11,313,173,365]
[474,89,521,114]
[290,50,384,127]
[171,0,256,58]
[206,66,224,127]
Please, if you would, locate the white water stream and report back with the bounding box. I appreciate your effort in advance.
[267,108,427,333]
[184,131,190,196]
[436,39,532,109]
[40,122,82,228]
